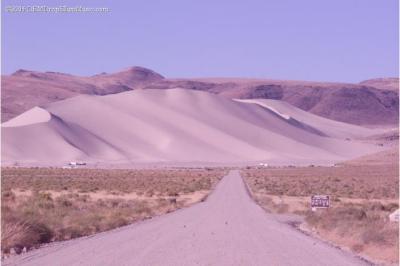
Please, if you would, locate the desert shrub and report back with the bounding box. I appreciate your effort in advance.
[306,205,367,231]
[351,243,364,252]
[145,189,154,197]
[55,196,74,208]
[104,212,129,228]
[2,190,16,202]
[383,202,399,212]
[166,187,180,197]
[276,203,289,213]
[1,210,53,253]
[133,200,152,215]
[1,221,31,253]
[305,202,399,248]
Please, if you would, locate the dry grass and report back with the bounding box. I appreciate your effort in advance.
[1,167,225,255]
[243,165,398,199]
[1,167,224,196]
[242,164,399,265]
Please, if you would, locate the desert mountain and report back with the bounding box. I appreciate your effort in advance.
[2,67,398,125]
[1,67,164,122]
[359,78,399,92]
[2,89,385,166]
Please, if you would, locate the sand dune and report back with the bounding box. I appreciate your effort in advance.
[1,89,385,166]
[2,106,51,127]
[235,99,381,139]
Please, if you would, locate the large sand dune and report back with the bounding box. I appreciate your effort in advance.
[1,89,385,166]
[235,99,383,139]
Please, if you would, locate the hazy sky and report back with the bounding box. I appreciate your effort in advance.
[2,0,398,82]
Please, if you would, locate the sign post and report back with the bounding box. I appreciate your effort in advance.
[311,195,330,211]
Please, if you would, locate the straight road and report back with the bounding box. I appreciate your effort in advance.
[5,170,367,266]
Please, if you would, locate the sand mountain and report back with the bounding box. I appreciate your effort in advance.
[1,67,164,122]
[2,67,398,125]
[2,89,385,166]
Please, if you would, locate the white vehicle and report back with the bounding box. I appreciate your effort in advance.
[389,209,399,222]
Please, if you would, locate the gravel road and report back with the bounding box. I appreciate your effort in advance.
[4,170,368,266]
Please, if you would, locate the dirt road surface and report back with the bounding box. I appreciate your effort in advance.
[4,170,368,266]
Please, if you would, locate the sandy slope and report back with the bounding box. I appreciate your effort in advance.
[3,171,368,266]
[2,107,51,127]
[235,99,382,139]
[342,148,399,166]
[1,89,384,166]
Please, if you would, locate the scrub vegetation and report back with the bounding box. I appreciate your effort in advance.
[1,167,226,255]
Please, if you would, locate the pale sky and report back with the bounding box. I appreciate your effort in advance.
[2,0,398,82]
